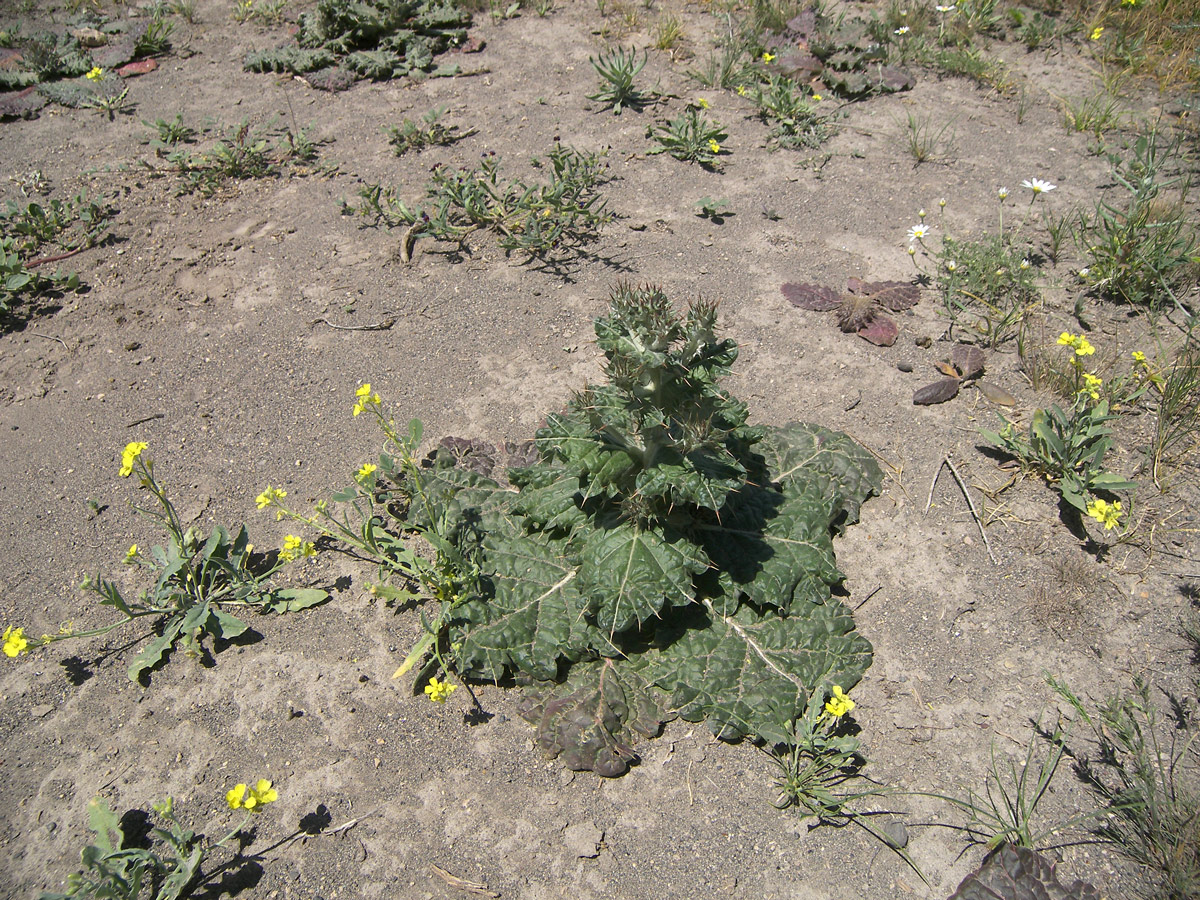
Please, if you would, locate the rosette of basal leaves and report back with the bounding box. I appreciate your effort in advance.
[406,284,881,776]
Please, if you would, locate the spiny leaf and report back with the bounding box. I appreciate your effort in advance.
[754,422,883,532]
[646,600,872,744]
[577,521,709,633]
[948,844,1101,900]
[453,529,600,682]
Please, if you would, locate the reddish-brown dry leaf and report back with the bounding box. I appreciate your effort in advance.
[913,378,961,405]
[858,315,899,346]
[782,282,840,310]
[951,345,985,379]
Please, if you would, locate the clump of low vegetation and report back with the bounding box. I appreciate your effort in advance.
[243,0,471,87]
[259,285,882,782]
[348,143,612,264]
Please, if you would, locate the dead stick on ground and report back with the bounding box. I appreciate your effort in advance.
[311,317,395,332]
[25,246,87,268]
[429,864,500,897]
[944,457,999,565]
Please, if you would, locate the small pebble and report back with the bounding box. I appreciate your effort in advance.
[897,361,913,373]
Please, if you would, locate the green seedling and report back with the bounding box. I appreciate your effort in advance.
[385,106,477,155]
[647,105,727,166]
[588,45,649,114]
[693,196,729,221]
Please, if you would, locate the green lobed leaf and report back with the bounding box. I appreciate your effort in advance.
[576,521,709,633]
[128,617,184,681]
[645,600,872,745]
[699,479,844,613]
[754,422,883,532]
[453,528,599,682]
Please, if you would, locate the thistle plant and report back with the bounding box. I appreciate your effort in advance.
[588,45,649,114]
[647,104,727,166]
[341,285,881,782]
[4,443,328,680]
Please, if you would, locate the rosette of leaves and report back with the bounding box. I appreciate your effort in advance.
[766,9,913,99]
[397,284,881,776]
[782,277,920,346]
[243,0,470,84]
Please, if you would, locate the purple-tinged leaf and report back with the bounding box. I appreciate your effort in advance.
[913,378,961,405]
[858,314,899,346]
[951,344,985,379]
[782,282,841,310]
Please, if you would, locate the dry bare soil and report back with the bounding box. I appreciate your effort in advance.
[1,0,1198,898]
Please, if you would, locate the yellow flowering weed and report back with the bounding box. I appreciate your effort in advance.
[824,685,855,718]
[3,626,29,658]
[424,676,457,703]
[119,442,148,477]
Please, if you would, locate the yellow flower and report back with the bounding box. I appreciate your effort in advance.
[811,93,822,102]
[696,97,709,108]
[355,462,378,482]
[86,66,104,81]
[1086,498,1123,531]
[279,534,315,562]
[1080,371,1103,400]
[352,384,382,416]
[424,676,457,703]
[707,138,721,153]
[1132,350,1147,364]
[255,486,286,509]
[227,779,278,811]
[119,442,148,477]
[824,685,855,718]
[3,626,29,658]
[736,86,747,97]
[124,544,139,563]
[762,51,776,62]
[1057,332,1095,357]
[1091,26,1104,40]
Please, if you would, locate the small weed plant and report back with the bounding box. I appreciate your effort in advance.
[1075,129,1197,313]
[1049,674,1200,900]
[385,106,477,155]
[349,144,612,263]
[142,114,198,150]
[258,286,883,784]
[1,190,110,257]
[918,724,1081,850]
[983,333,1138,527]
[167,120,322,195]
[908,182,1055,346]
[1149,335,1200,486]
[901,111,955,164]
[39,784,281,900]
[752,75,833,151]
[588,45,650,114]
[3,443,328,680]
[647,103,727,166]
